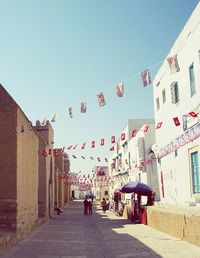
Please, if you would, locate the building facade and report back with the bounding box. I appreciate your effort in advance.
[153,3,200,205]
[0,85,39,237]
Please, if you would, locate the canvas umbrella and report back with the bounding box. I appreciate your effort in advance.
[120,181,153,196]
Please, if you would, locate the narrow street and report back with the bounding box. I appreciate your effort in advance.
[1,200,200,258]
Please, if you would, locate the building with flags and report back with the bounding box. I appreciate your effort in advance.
[108,119,159,201]
[152,2,200,205]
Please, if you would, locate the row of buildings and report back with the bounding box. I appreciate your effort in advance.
[105,2,200,207]
[0,85,70,243]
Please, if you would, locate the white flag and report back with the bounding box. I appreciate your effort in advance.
[80,101,87,113]
[68,107,73,118]
[167,55,180,74]
[97,92,106,107]
[41,117,46,126]
[116,82,124,97]
[51,113,57,122]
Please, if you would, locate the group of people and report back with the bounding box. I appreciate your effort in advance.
[83,196,93,215]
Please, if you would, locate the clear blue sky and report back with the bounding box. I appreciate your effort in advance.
[0,0,199,174]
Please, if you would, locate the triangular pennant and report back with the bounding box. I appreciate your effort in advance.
[91,141,95,148]
[81,156,85,159]
[72,155,77,159]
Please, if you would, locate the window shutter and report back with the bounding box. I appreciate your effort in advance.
[170,83,175,103]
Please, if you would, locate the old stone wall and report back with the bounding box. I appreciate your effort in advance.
[147,206,200,247]
[16,108,39,238]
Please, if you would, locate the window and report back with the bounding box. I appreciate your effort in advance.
[170,81,179,104]
[189,63,196,97]
[191,151,200,194]
[162,89,166,104]
[105,191,108,195]
[156,97,160,111]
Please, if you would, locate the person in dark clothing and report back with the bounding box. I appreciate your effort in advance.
[83,197,89,215]
[88,199,93,215]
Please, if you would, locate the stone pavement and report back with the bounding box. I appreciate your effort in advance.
[1,200,200,258]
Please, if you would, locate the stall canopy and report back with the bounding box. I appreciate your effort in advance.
[120,181,152,196]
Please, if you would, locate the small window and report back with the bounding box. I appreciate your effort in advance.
[162,89,166,104]
[171,82,179,104]
[189,63,196,97]
[156,97,160,111]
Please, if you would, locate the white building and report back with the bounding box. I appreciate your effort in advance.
[153,3,200,205]
[109,119,159,200]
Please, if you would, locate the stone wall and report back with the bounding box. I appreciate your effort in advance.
[147,206,200,247]
[16,108,39,238]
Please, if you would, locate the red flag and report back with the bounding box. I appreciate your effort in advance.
[42,150,47,157]
[188,111,198,117]
[97,157,101,162]
[156,122,163,129]
[111,136,115,143]
[54,149,59,156]
[143,125,149,132]
[110,146,114,151]
[66,145,73,150]
[121,133,125,140]
[63,153,68,159]
[132,130,137,137]
[173,117,181,126]
[81,143,86,149]
[72,155,77,159]
[100,139,105,146]
[91,141,95,148]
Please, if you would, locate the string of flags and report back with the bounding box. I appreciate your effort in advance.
[40,55,182,121]
[65,54,181,118]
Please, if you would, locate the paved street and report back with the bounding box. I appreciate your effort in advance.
[1,200,200,258]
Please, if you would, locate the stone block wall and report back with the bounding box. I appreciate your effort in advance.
[147,206,200,247]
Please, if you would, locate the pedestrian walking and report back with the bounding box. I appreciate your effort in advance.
[83,197,89,215]
[101,198,107,213]
[88,199,93,215]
